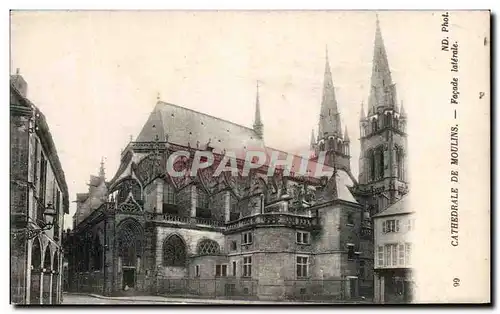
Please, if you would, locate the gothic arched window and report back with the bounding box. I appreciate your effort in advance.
[197,239,221,255]
[396,147,405,181]
[378,146,385,179]
[371,118,378,133]
[163,234,187,267]
[163,182,176,205]
[394,117,400,130]
[116,179,142,204]
[369,150,376,182]
[385,113,392,127]
[197,188,209,209]
[328,138,335,151]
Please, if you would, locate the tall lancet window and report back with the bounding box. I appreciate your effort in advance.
[163,183,176,205]
[385,113,392,127]
[369,150,376,182]
[196,188,211,219]
[378,146,385,179]
[371,119,378,133]
[396,147,405,181]
[394,117,399,130]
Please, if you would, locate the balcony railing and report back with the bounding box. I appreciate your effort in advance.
[225,213,319,231]
[145,212,225,228]
[100,202,319,231]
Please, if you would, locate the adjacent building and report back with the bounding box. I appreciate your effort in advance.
[10,70,70,304]
[64,17,409,301]
[373,197,414,303]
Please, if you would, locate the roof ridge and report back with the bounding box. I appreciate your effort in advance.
[158,101,257,133]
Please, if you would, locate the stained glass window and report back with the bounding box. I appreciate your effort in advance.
[163,182,176,204]
[163,234,186,267]
[197,239,220,255]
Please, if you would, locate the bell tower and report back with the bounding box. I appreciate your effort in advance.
[355,16,408,215]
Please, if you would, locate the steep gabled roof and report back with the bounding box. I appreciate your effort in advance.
[136,101,264,153]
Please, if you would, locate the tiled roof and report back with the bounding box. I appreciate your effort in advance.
[136,101,264,153]
[134,102,358,204]
[373,194,413,218]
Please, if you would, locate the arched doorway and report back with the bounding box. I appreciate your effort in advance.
[42,246,52,304]
[51,252,59,304]
[30,238,42,304]
[116,219,144,292]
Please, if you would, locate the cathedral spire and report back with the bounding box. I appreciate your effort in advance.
[253,81,264,139]
[400,100,407,118]
[318,46,342,138]
[344,126,350,142]
[368,14,396,115]
[99,157,106,179]
[360,101,366,121]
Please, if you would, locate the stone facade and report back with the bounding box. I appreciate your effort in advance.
[64,18,409,302]
[65,140,367,300]
[10,72,70,304]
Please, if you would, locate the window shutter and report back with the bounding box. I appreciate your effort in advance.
[396,220,400,232]
[382,221,386,233]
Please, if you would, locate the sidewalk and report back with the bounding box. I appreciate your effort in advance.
[65,292,342,304]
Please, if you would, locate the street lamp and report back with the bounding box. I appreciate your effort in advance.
[12,202,57,240]
[26,202,56,240]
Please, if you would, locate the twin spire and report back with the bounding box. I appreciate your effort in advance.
[317,45,343,141]
[253,80,264,139]
[255,15,397,145]
[367,14,397,116]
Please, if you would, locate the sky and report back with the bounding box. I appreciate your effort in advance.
[10,10,491,302]
[9,11,428,229]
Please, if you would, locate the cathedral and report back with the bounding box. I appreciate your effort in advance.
[64,18,408,301]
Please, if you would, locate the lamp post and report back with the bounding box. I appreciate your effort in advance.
[12,202,57,240]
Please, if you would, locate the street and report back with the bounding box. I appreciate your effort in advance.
[61,293,341,305]
[62,293,189,305]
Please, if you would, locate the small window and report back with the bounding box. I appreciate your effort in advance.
[347,245,355,261]
[385,219,399,233]
[377,246,384,267]
[231,240,237,251]
[216,264,227,277]
[195,265,200,277]
[242,232,253,245]
[398,244,405,266]
[243,256,252,277]
[296,231,310,245]
[232,261,236,276]
[347,213,355,225]
[405,243,412,265]
[296,256,308,278]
